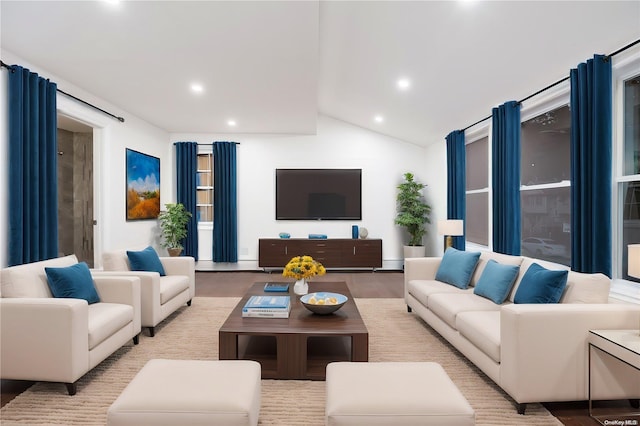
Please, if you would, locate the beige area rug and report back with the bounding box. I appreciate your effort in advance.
[0,297,561,425]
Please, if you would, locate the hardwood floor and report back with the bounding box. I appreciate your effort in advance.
[1,270,632,425]
[195,270,404,298]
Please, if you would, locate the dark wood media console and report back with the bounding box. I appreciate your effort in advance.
[259,238,382,269]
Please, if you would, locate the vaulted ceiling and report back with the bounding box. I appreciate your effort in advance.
[2,1,639,146]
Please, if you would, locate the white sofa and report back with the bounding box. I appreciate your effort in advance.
[404,251,640,414]
[0,255,141,395]
[99,250,195,337]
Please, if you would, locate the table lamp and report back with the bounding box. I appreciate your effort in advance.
[628,244,640,335]
[438,220,464,251]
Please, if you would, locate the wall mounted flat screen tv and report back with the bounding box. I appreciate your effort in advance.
[276,169,362,220]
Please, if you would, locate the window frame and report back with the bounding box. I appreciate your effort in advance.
[612,45,640,303]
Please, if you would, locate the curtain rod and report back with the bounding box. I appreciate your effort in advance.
[1,60,125,123]
[460,38,640,133]
[172,142,240,146]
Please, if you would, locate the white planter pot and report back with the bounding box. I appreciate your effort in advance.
[403,245,425,259]
[293,278,309,295]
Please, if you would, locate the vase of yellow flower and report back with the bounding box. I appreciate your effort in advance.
[283,255,326,295]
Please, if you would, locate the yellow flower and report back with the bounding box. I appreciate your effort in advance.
[282,255,326,280]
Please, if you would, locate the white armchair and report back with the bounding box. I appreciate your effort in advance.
[0,255,141,395]
[99,249,194,337]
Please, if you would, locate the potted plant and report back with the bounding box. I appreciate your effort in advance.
[395,172,431,258]
[158,203,192,256]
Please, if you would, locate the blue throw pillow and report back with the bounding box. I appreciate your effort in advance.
[45,262,101,304]
[127,246,166,276]
[514,263,568,304]
[473,260,520,304]
[435,248,481,289]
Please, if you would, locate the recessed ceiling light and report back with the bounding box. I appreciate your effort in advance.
[190,83,204,94]
[103,0,121,5]
[227,120,237,127]
[374,115,384,123]
[397,78,411,90]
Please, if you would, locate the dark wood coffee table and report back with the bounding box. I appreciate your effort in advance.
[219,281,368,380]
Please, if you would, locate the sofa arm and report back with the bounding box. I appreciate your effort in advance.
[0,298,89,383]
[160,256,195,299]
[92,276,141,334]
[92,271,158,325]
[404,257,442,298]
[500,303,640,404]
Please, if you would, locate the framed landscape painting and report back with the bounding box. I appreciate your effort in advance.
[126,148,160,220]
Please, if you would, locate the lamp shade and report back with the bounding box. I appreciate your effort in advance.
[437,220,464,236]
[628,244,640,278]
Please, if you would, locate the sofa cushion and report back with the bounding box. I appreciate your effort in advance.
[407,279,472,306]
[434,248,481,289]
[428,293,500,330]
[159,275,190,305]
[514,263,568,304]
[88,303,134,350]
[45,262,101,304]
[560,271,611,304]
[1,255,78,298]
[473,260,520,304]
[456,311,501,363]
[127,246,166,276]
[469,252,524,288]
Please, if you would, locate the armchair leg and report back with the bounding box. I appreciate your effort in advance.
[187,299,192,306]
[133,334,139,345]
[407,305,412,313]
[516,403,526,415]
[65,382,77,396]
[148,327,155,337]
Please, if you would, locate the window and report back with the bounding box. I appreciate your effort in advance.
[196,152,213,222]
[465,135,489,246]
[520,103,571,265]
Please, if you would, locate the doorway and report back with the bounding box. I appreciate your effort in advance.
[57,115,94,266]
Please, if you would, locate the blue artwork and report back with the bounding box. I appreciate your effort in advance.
[126,148,160,220]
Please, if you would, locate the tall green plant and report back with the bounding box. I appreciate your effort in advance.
[395,172,431,246]
[158,203,192,250]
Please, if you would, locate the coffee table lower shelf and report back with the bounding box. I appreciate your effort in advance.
[219,333,368,380]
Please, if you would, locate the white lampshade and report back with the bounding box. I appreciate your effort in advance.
[628,244,640,278]
[437,220,464,236]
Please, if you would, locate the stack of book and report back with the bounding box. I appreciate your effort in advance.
[242,295,291,318]
[263,282,289,292]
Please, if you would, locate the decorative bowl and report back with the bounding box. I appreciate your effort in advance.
[300,292,348,315]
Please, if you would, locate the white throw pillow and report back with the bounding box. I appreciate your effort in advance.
[1,255,78,298]
[560,271,611,304]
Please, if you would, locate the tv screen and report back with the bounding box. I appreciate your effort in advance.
[276,169,362,220]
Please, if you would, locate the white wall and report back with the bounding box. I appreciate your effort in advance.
[172,115,432,268]
[423,141,448,257]
[0,50,172,267]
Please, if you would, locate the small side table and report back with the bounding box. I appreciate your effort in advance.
[588,329,640,425]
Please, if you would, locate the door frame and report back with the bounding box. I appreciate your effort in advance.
[57,95,112,268]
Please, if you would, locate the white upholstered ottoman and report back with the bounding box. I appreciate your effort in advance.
[107,359,261,426]
[325,362,475,426]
